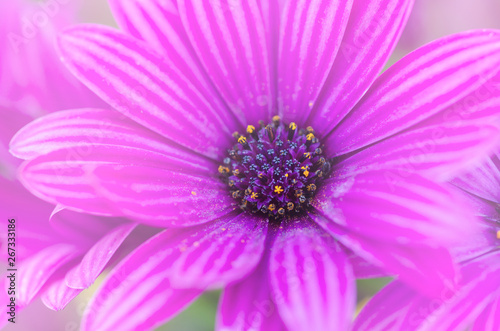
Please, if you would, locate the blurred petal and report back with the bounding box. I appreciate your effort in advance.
[109,0,239,128]
[65,223,136,289]
[311,171,479,297]
[328,30,500,156]
[18,244,81,306]
[58,25,237,159]
[337,122,500,182]
[309,0,413,131]
[41,278,82,311]
[17,145,234,227]
[277,0,353,124]
[217,258,287,331]
[473,298,500,331]
[269,220,355,331]
[178,0,273,124]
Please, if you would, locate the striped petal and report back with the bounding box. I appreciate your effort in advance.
[337,122,500,182]
[65,223,136,289]
[217,258,287,331]
[18,147,235,227]
[269,220,355,331]
[177,0,273,125]
[277,0,353,124]
[312,171,479,297]
[473,298,500,331]
[309,0,413,132]
[58,25,237,160]
[328,30,500,156]
[41,278,82,311]
[82,214,266,330]
[109,0,239,129]
[17,244,81,306]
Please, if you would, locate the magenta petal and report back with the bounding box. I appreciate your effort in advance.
[58,25,236,159]
[65,223,136,289]
[177,0,274,124]
[277,0,353,124]
[354,281,432,331]
[167,214,268,289]
[41,278,82,311]
[337,122,500,182]
[17,145,234,227]
[311,171,480,297]
[329,30,500,156]
[10,108,213,171]
[349,254,389,279]
[217,258,287,331]
[82,255,201,331]
[109,0,239,129]
[309,0,413,133]
[18,244,81,306]
[269,220,355,331]
[452,157,500,204]
[473,298,500,331]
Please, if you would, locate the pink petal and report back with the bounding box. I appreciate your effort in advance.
[17,145,235,227]
[311,171,479,297]
[473,298,500,331]
[58,25,237,160]
[337,122,500,182]
[109,0,239,129]
[277,0,353,124]
[177,0,274,125]
[452,157,500,204]
[328,30,500,156]
[65,223,136,289]
[18,244,81,306]
[349,254,389,279]
[41,278,82,311]
[217,258,287,331]
[309,0,414,132]
[82,214,265,330]
[269,220,355,331]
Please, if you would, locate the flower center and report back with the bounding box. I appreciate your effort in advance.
[219,116,331,218]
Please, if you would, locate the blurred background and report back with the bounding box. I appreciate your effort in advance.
[3,0,500,330]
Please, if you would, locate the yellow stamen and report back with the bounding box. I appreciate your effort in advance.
[218,166,229,174]
[304,152,311,159]
[274,186,284,194]
[303,170,310,177]
[272,115,281,124]
[251,192,258,199]
[289,122,297,130]
[247,125,255,134]
[238,136,247,144]
[306,133,315,141]
[268,204,276,211]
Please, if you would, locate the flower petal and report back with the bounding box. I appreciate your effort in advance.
[309,0,413,132]
[217,258,287,331]
[328,30,500,156]
[269,220,355,331]
[167,214,268,290]
[18,244,81,306]
[65,223,136,289]
[337,122,500,182]
[177,0,273,124]
[109,0,240,129]
[311,171,479,297]
[17,145,234,227]
[473,298,500,331]
[41,278,82,311]
[58,25,237,160]
[82,213,266,330]
[277,0,353,124]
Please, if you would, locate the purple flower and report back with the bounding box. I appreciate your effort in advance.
[354,156,500,331]
[0,0,142,325]
[9,0,500,329]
